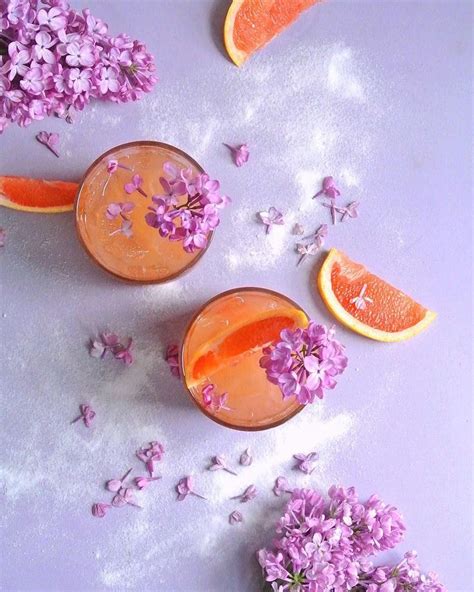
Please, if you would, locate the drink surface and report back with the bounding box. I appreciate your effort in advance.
[182,289,308,430]
[76,142,206,282]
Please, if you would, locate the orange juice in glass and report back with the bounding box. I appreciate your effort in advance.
[181,288,309,431]
[75,141,219,283]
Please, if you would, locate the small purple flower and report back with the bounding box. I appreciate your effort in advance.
[124,174,147,197]
[97,65,120,94]
[272,476,293,497]
[201,384,230,413]
[231,484,257,503]
[340,201,360,221]
[64,41,95,67]
[112,487,142,509]
[91,502,111,518]
[350,284,373,310]
[35,131,60,158]
[239,448,252,466]
[176,476,207,501]
[136,441,164,477]
[134,476,161,490]
[208,455,238,476]
[224,143,249,167]
[260,322,347,405]
[33,32,56,64]
[293,451,319,474]
[105,202,134,221]
[229,511,243,525]
[37,7,68,31]
[106,468,133,492]
[71,404,96,428]
[109,219,133,238]
[313,176,341,200]
[258,207,284,234]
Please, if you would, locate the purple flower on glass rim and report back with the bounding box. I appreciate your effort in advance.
[313,176,341,200]
[112,487,142,509]
[71,404,96,428]
[293,451,319,474]
[91,502,111,518]
[231,484,257,503]
[229,511,243,525]
[176,476,207,501]
[201,384,230,413]
[258,207,284,234]
[224,143,249,167]
[260,322,347,405]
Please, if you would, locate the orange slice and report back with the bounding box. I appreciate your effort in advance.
[224,0,320,67]
[318,248,436,342]
[0,175,78,213]
[188,308,308,386]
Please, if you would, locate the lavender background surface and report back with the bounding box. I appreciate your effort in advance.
[0,1,472,591]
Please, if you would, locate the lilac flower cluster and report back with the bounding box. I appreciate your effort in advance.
[260,323,348,405]
[0,0,157,132]
[258,486,445,592]
[145,161,230,253]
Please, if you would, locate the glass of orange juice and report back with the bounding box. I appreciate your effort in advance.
[181,287,309,431]
[75,140,220,283]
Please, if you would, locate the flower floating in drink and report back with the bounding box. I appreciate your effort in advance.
[75,141,230,282]
[181,287,347,431]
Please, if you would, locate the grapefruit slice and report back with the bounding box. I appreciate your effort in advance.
[318,248,436,342]
[187,308,308,387]
[0,175,78,213]
[224,0,320,67]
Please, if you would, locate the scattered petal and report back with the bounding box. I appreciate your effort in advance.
[313,176,341,200]
[293,452,319,474]
[258,207,284,234]
[239,448,253,466]
[340,201,360,221]
[106,468,132,492]
[91,503,111,518]
[136,441,165,476]
[165,344,180,378]
[36,131,60,157]
[231,484,257,503]
[71,404,96,427]
[134,476,161,490]
[176,476,207,501]
[124,174,147,197]
[292,223,304,235]
[229,510,243,525]
[90,333,134,365]
[272,476,293,497]
[224,143,249,167]
[208,455,238,475]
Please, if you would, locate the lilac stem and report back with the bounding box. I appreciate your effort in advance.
[266,225,271,234]
[137,187,148,198]
[102,175,111,196]
[71,415,83,424]
[224,468,238,476]
[192,492,207,500]
[120,468,133,483]
[46,145,60,158]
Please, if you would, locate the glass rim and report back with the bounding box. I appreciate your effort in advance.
[74,140,214,285]
[180,286,307,432]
